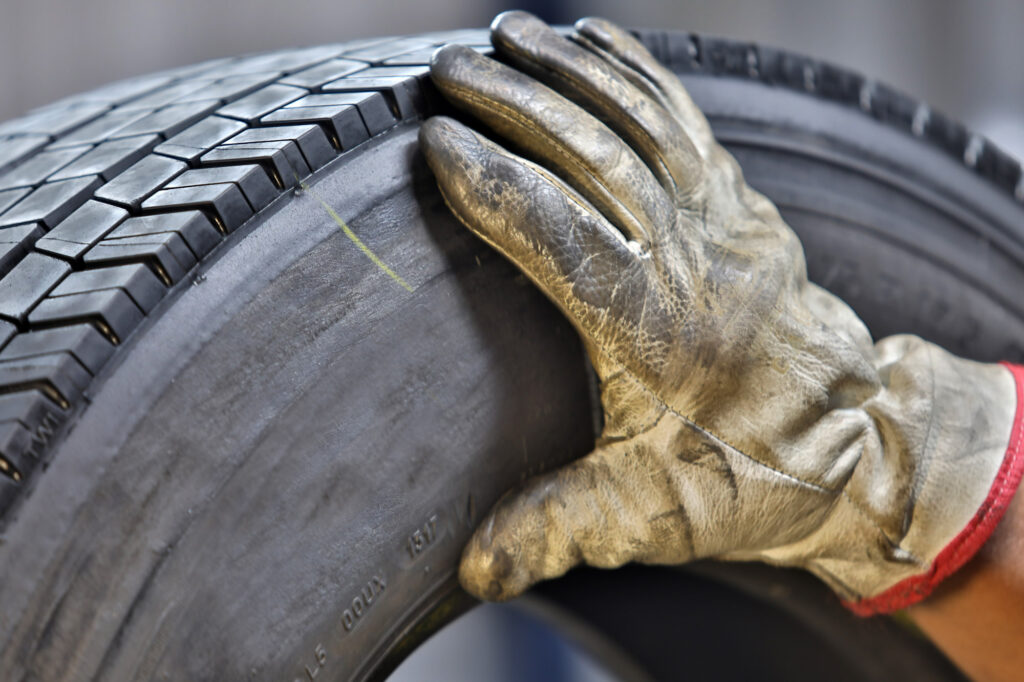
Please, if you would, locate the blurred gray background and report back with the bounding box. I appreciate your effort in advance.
[1,0,1022,158]
[2,1,1018,679]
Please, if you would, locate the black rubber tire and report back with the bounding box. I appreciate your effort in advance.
[0,27,1021,682]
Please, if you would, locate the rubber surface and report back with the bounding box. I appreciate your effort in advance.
[0,35,457,514]
[0,25,1020,681]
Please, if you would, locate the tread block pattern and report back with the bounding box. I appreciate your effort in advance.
[0,188,31,215]
[0,421,39,483]
[177,74,283,104]
[0,253,70,323]
[94,154,187,210]
[0,136,51,174]
[108,212,221,258]
[143,183,252,233]
[118,80,216,112]
[0,35,459,506]
[382,44,493,66]
[166,165,278,211]
[43,73,174,110]
[281,59,368,89]
[0,29,1017,522]
[0,389,56,426]
[30,289,144,344]
[349,65,430,80]
[0,176,102,229]
[36,200,129,261]
[277,90,394,137]
[0,146,92,190]
[155,116,247,162]
[322,75,424,119]
[47,107,156,149]
[52,263,166,313]
[224,124,335,172]
[0,325,116,374]
[85,228,197,285]
[0,102,110,139]
[47,107,156,148]
[0,224,45,277]
[0,320,16,349]
[0,352,91,408]
[112,101,222,140]
[221,44,350,75]
[200,140,308,188]
[341,38,436,63]
[261,102,367,150]
[217,84,308,123]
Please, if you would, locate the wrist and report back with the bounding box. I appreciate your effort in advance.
[906,479,1024,682]
[843,359,1024,615]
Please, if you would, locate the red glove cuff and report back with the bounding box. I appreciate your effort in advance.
[844,361,1024,617]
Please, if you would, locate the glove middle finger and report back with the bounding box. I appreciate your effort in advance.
[430,43,676,250]
[491,11,704,205]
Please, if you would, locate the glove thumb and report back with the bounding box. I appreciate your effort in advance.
[459,442,684,600]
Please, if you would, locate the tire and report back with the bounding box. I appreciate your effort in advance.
[0,27,1020,682]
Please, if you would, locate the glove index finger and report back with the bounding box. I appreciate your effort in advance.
[419,115,652,344]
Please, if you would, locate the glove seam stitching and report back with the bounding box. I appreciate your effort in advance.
[615,365,833,494]
[615,363,911,554]
[600,404,668,443]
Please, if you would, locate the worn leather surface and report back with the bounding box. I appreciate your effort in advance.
[418,11,1018,603]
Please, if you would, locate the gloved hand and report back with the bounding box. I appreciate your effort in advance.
[419,11,1024,614]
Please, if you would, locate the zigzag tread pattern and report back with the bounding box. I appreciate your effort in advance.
[0,28,493,521]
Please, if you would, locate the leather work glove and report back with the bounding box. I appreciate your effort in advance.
[419,11,1024,614]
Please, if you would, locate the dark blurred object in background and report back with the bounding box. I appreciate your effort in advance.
[0,0,1021,158]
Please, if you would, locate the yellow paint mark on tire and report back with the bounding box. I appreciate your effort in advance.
[299,178,414,293]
